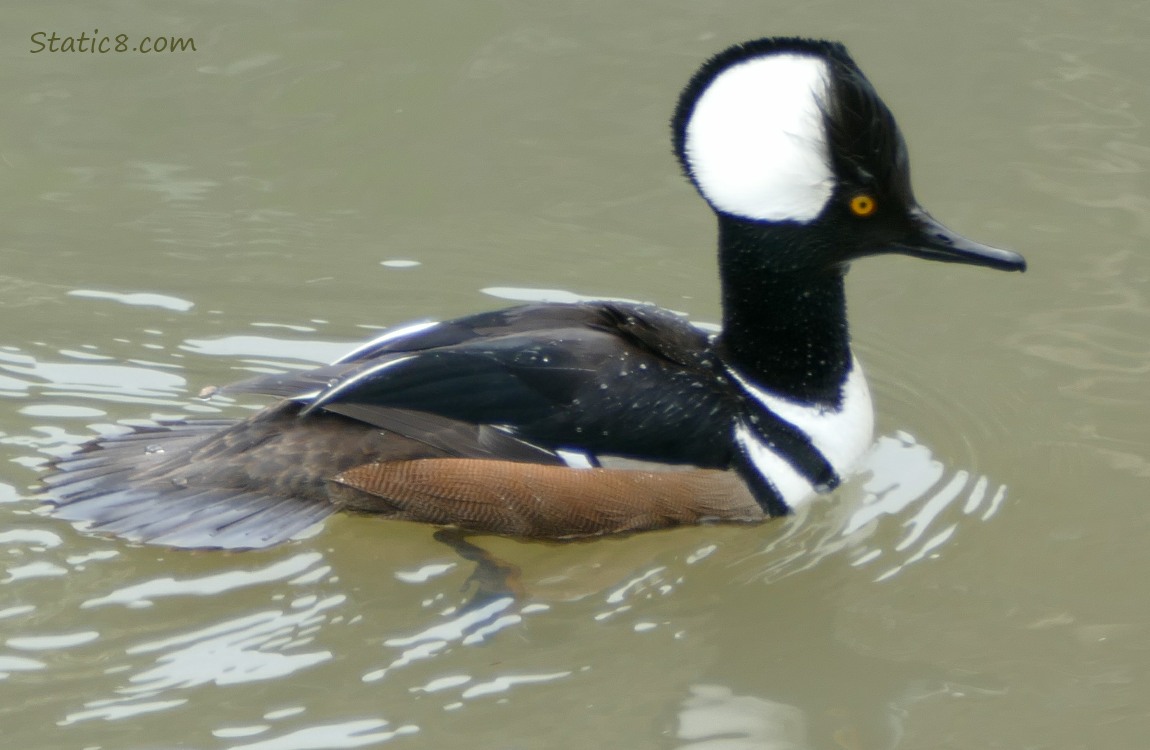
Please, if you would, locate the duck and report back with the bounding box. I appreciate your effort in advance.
[44,36,1026,550]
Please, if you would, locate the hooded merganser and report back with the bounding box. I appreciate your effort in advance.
[44,37,1025,549]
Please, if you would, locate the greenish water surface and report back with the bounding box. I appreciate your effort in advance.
[1,2,1147,748]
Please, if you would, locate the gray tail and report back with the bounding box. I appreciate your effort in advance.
[43,420,336,550]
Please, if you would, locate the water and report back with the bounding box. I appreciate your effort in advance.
[2,1,1148,748]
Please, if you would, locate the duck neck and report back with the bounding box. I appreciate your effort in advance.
[714,218,853,407]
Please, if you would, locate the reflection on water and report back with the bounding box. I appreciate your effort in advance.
[677,684,808,750]
[224,721,420,750]
[754,432,1007,586]
[65,592,343,723]
[80,552,327,608]
[68,288,196,312]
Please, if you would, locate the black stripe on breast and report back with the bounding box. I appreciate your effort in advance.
[743,404,841,494]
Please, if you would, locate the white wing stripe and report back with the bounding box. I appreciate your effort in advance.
[331,320,439,364]
[304,355,417,412]
[556,450,594,469]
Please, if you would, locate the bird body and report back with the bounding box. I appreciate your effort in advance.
[44,37,1025,549]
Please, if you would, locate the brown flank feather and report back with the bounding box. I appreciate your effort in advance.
[331,459,766,538]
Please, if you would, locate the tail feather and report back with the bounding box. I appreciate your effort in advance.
[168,497,333,549]
[54,489,157,524]
[44,418,337,550]
[89,489,268,540]
[43,463,140,493]
[43,454,116,473]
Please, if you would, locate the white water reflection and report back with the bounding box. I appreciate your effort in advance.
[124,600,339,687]
[3,560,67,582]
[8,632,100,650]
[856,434,1006,580]
[181,336,348,367]
[364,595,524,683]
[0,655,46,678]
[0,605,36,621]
[82,552,326,608]
[226,719,419,750]
[0,528,63,547]
[737,431,1009,586]
[677,684,808,750]
[61,575,343,724]
[1,356,185,393]
[68,289,195,312]
[482,285,648,306]
[459,670,573,699]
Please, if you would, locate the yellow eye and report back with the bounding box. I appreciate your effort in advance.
[849,194,877,217]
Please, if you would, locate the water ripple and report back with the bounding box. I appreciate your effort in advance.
[82,552,326,608]
[227,719,420,750]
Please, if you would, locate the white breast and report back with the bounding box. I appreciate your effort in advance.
[729,358,875,508]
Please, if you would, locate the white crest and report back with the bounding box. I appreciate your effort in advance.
[683,53,834,222]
